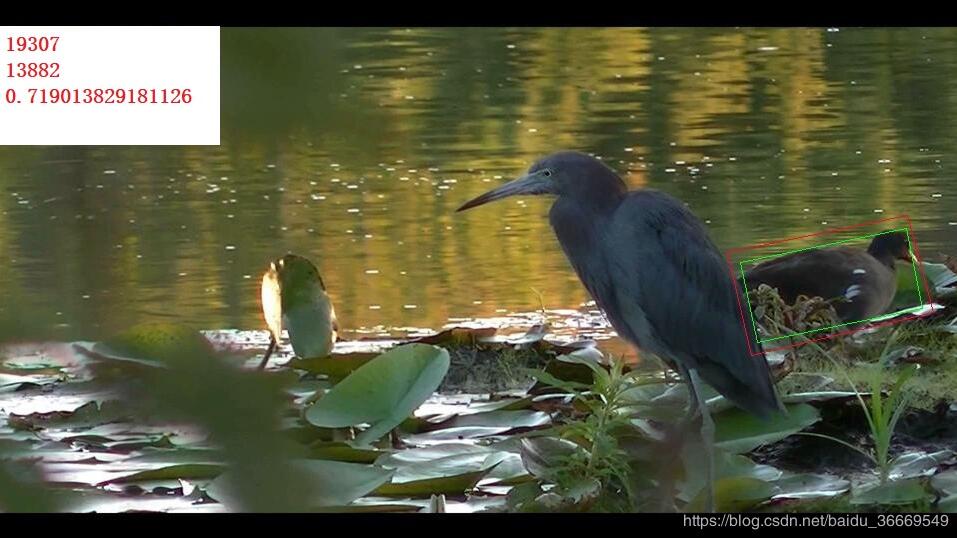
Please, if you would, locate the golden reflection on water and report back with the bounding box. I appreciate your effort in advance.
[0,27,955,342]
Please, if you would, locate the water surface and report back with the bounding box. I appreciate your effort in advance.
[0,27,954,342]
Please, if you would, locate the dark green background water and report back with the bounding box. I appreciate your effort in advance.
[0,27,954,340]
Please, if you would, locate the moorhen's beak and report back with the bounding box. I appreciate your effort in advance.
[456,172,553,212]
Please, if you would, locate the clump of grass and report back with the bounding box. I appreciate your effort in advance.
[514,354,663,512]
[750,284,843,343]
[769,323,919,484]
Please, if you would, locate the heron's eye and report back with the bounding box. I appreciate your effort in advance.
[543,169,552,177]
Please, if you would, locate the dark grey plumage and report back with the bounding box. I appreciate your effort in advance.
[457,151,782,418]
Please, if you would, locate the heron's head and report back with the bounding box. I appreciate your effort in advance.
[867,230,915,265]
[456,151,628,212]
[270,253,326,290]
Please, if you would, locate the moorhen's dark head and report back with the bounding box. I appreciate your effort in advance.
[867,230,914,267]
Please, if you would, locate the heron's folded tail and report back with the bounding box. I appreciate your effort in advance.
[697,353,786,420]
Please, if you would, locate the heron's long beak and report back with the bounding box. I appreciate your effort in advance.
[456,173,552,212]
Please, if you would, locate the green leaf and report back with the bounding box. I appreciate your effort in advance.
[97,463,225,486]
[8,400,132,431]
[715,403,820,454]
[304,343,450,445]
[772,473,850,500]
[932,469,957,497]
[374,466,498,497]
[932,469,957,511]
[287,353,376,381]
[686,476,774,512]
[522,368,589,393]
[376,444,493,467]
[206,459,393,509]
[422,410,551,433]
[923,261,957,289]
[850,477,931,505]
[382,452,507,481]
[678,449,781,503]
[96,323,214,365]
[939,495,957,513]
[308,442,384,463]
[888,451,950,481]
[519,437,587,482]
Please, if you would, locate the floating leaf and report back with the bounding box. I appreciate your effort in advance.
[305,344,450,445]
[308,442,384,463]
[97,463,225,486]
[923,261,957,290]
[287,353,376,381]
[715,403,820,454]
[207,459,393,509]
[519,437,587,482]
[421,410,551,433]
[375,468,497,497]
[888,450,953,481]
[772,473,850,500]
[376,444,493,467]
[687,476,774,512]
[678,449,781,503]
[932,469,957,496]
[851,477,931,505]
[95,323,214,366]
[8,401,131,432]
[932,469,957,512]
[940,496,957,513]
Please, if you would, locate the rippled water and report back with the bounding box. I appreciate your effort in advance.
[0,27,955,342]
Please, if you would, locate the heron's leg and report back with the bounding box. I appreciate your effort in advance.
[687,368,716,513]
[258,335,277,370]
[658,366,700,511]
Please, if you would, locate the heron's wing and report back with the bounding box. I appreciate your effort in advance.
[606,190,780,417]
[261,268,283,342]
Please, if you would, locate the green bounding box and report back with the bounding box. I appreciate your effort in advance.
[739,228,925,345]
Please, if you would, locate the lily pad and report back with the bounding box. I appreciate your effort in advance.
[519,437,587,482]
[95,323,214,365]
[287,353,377,381]
[932,470,957,512]
[207,459,393,510]
[374,468,495,497]
[308,442,384,463]
[850,477,931,506]
[305,344,450,445]
[715,403,821,454]
[97,463,225,486]
[686,476,775,512]
[420,410,551,433]
[772,473,850,500]
[8,401,132,431]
